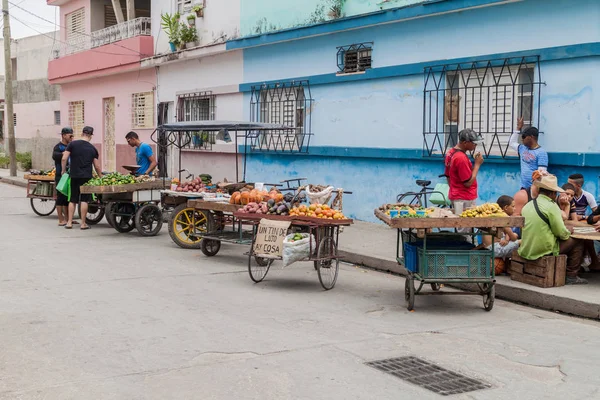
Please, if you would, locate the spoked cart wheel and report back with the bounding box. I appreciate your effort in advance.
[482,282,495,311]
[78,201,105,225]
[314,229,340,290]
[135,203,163,237]
[107,202,136,233]
[405,277,415,311]
[168,203,209,249]
[30,198,56,216]
[248,254,273,283]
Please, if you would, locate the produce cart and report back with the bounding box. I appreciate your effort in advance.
[24,174,56,216]
[80,180,168,235]
[375,205,524,311]
[235,213,353,290]
[152,120,312,249]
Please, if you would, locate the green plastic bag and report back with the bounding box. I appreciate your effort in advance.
[57,173,71,201]
[429,183,451,206]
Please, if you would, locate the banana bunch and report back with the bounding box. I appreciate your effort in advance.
[461,203,507,218]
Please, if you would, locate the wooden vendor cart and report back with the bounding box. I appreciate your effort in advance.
[152,120,313,250]
[375,207,524,311]
[80,180,168,236]
[24,174,57,216]
[235,213,353,290]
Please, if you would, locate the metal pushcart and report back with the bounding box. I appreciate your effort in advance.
[235,213,353,290]
[375,207,524,311]
[24,174,57,216]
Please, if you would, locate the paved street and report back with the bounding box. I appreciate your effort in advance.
[1,182,599,400]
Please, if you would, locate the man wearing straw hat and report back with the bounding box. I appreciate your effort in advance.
[518,174,587,285]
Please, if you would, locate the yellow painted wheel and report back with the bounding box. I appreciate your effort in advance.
[168,203,208,249]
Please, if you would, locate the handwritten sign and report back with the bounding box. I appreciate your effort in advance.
[253,219,291,257]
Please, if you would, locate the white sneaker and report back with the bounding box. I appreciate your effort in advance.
[581,255,592,268]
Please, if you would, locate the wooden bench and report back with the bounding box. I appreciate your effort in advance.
[509,252,567,288]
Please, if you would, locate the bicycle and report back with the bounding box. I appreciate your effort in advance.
[396,175,450,208]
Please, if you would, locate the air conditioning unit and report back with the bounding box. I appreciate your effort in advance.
[52,49,60,59]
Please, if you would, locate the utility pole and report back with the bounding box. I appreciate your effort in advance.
[2,0,16,176]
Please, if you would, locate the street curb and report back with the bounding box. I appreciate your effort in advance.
[341,250,600,320]
[0,177,27,188]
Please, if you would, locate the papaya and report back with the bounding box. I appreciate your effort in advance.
[240,192,250,205]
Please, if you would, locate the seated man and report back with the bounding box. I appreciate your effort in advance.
[518,174,587,285]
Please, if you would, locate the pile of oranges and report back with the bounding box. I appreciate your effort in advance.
[289,203,347,220]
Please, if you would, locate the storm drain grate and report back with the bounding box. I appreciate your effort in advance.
[365,356,491,396]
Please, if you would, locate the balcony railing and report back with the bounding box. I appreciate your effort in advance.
[54,17,151,58]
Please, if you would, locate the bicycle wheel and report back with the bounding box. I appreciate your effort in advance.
[315,234,340,290]
[30,198,56,216]
[248,254,273,283]
[396,193,422,207]
[78,202,105,225]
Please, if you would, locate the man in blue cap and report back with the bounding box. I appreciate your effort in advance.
[52,127,74,226]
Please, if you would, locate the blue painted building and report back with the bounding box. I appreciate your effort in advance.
[227,0,600,221]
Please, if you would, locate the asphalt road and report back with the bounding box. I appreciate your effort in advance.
[1,182,599,400]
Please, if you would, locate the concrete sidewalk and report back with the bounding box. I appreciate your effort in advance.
[339,221,600,320]
[0,168,27,187]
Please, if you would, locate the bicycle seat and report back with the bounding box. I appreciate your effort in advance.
[416,180,431,187]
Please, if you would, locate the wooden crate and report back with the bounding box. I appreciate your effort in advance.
[509,252,567,288]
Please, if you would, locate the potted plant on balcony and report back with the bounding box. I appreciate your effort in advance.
[186,14,196,26]
[192,4,204,18]
[180,23,199,50]
[161,12,181,52]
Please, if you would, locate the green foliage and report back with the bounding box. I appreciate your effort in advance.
[16,152,32,170]
[180,23,198,43]
[161,12,181,44]
[186,14,196,21]
[191,5,204,13]
[0,155,9,168]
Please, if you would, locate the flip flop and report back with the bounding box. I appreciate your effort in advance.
[80,226,91,230]
[58,223,66,227]
[65,225,73,229]
[73,221,80,225]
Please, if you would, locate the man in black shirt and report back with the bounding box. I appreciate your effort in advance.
[61,126,103,230]
[52,127,74,226]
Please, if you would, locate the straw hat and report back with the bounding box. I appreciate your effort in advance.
[533,174,564,193]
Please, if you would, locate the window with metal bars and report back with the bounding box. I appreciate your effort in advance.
[423,56,542,158]
[13,113,16,127]
[337,42,373,74]
[177,92,216,150]
[176,0,193,13]
[54,111,60,125]
[249,81,313,152]
[68,101,84,136]
[132,92,154,129]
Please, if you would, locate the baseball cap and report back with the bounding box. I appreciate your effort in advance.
[521,126,539,138]
[458,129,483,143]
[82,126,94,135]
[61,127,73,134]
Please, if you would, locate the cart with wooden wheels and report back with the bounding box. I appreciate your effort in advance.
[236,213,353,290]
[162,191,211,249]
[24,174,57,216]
[375,207,524,311]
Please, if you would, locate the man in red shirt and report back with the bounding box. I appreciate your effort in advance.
[444,129,484,211]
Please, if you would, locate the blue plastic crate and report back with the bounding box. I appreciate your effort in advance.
[417,247,493,279]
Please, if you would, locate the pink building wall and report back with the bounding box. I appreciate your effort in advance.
[59,68,157,173]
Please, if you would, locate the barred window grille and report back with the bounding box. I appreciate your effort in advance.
[13,113,16,127]
[176,92,216,151]
[250,81,313,152]
[54,111,61,125]
[66,8,85,54]
[132,92,154,129]
[337,42,373,74]
[423,56,542,158]
[68,101,84,136]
